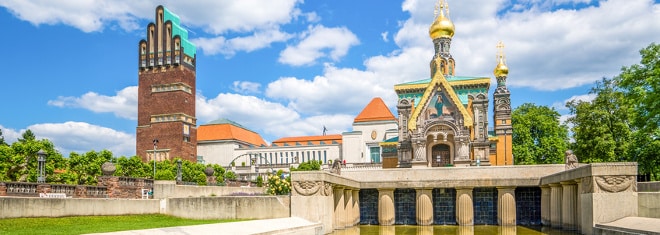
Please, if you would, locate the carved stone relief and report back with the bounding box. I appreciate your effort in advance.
[581,176,636,193]
[292,181,321,196]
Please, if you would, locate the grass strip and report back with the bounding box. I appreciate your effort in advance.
[0,214,243,235]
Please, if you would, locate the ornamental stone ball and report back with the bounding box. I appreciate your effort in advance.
[101,162,116,176]
[204,166,215,176]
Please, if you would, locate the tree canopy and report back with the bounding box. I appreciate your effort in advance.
[567,43,660,180]
[512,103,569,164]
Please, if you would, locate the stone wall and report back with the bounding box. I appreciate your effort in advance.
[0,197,160,218]
[165,196,290,220]
[639,192,660,218]
[0,196,289,220]
[152,180,264,199]
[98,176,153,199]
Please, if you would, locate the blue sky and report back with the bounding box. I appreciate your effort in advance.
[1,0,659,157]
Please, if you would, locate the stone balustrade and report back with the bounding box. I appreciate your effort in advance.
[291,163,638,234]
[539,162,638,235]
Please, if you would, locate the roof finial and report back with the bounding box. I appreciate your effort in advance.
[496,41,506,64]
[434,1,439,18]
[444,0,450,18]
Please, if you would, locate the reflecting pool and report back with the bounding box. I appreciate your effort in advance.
[329,225,579,235]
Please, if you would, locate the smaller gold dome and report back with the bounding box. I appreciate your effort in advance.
[494,61,509,77]
[429,13,454,39]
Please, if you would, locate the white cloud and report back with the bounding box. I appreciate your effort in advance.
[0,0,302,34]
[279,25,360,66]
[48,86,137,120]
[0,0,152,32]
[0,122,134,157]
[0,125,22,144]
[381,31,389,42]
[30,122,135,157]
[192,29,293,57]
[195,92,352,140]
[231,81,261,94]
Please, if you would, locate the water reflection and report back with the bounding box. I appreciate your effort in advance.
[329,225,579,235]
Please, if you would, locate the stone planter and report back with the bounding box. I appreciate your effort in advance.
[101,162,116,176]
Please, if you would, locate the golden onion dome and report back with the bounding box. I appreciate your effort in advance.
[494,41,508,77]
[429,12,454,39]
[494,61,509,77]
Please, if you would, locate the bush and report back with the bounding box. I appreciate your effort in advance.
[266,172,290,195]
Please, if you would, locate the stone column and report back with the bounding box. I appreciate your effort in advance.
[540,185,551,225]
[378,188,395,225]
[574,178,582,233]
[416,188,434,225]
[561,181,577,230]
[352,189,360,226]
[549,183,562,228]
[344,189,353,228]
[455,187,474,225]
[497,186,516,226]
[333,186,345,229]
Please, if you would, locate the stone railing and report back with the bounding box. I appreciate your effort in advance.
[0,182,108,198]
[539,162,638,235]
[341,163,382,171]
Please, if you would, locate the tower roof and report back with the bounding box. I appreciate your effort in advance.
[354,97,396,123]
[198,119,266,146]
[429,0,455,39]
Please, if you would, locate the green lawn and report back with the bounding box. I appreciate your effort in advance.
[0,214,243,235]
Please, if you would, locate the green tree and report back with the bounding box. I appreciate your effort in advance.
[18,129,35,142]
[566,78,633,163]
[114,156,150,178]
[616,43,660,179]
[290,160,321,171]
[0,128,7,146]
[68,150,113,185]
[512,103,569,164]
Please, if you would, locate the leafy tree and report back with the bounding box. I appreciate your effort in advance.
[114,156,150,178]
[512,103,569,164]
[0,128,7,146]
[290,160,322,171]
[18,129,35,143]
[566,78,633,163]
[616,43,660,180]
[68,150,113,185]
[5,136,64,182]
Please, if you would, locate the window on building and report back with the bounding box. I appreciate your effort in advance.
[370,147,381,163]
[183,124,190,142]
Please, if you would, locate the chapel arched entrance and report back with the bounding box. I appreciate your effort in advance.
[431,144,451,167]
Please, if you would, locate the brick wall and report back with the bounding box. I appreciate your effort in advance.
[137,66,197,162]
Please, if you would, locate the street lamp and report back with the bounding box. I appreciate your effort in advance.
[153,139,159,179]
[176,159,182,182]
[37,149,47,183]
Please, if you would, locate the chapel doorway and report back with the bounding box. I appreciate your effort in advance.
[431,144,451,167]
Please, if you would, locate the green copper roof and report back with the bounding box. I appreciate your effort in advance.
[203,118,253,131]
[163,7,196,58]
[396,76,487,86]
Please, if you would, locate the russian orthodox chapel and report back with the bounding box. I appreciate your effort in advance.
[392,0,512,167]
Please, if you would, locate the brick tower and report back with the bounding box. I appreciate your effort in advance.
[136,6,197,162]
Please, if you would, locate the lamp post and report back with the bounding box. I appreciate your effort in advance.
[176,159,182,182]
[153,139,159,179]
[37,149,47,183]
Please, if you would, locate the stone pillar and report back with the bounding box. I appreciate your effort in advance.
[0,182,6,196]
[549,183,562,228]
[574,178,582,233]
[416,188,433,225]
[497,186,516,226]
[540,185,551,225]
[343,188,353,228]
[455,187,474,225]
[352,189,360,226]
[333,186,345,229]
[378,188,395,225]
[561,181,577,230]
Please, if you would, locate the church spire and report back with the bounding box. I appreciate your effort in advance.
[429,0,455,77]
[494,41,509,87]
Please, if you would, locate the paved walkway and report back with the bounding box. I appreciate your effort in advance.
[85,217,322,235]
[595,216,660,235]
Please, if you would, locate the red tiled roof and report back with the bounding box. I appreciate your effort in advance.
[354,97,396,123]
[271,134,343,146]
[198,123,267,146]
